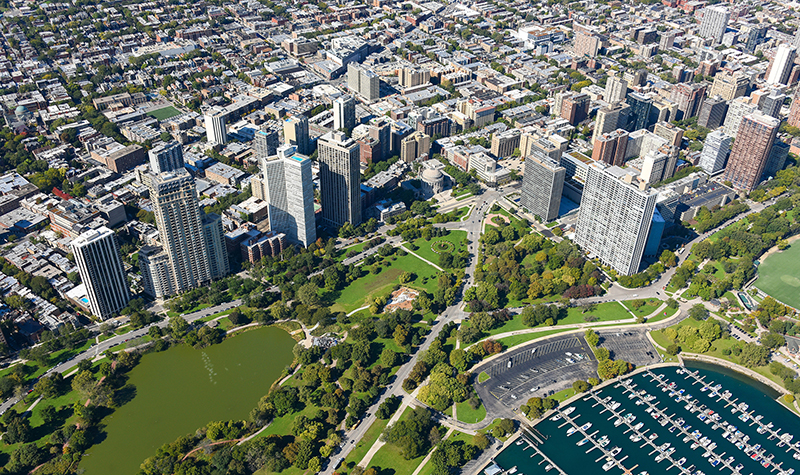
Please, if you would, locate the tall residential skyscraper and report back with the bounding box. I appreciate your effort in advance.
[574,30,601,58]
[261,145,316,247]
[767,44,797,86]
[147,168,211,294]
[347,63,380,102]
[697,96,728,129]
[764,141,790,179]
[604,75,628,104]
[759,91,785,119]
[670,83,706,120]
[698,5,730,44]
[722,112,780,191]
[723,97,758,136]
[149,141,184,174]
[639,150,669,184]
[593,102,630,143]
[788,88,800,127]
[400,131,431,162]
[698,130,732,175]
[71,226,129,320]
[254,129,279,161]
[318,131,361,227]
[575,163,657,276]
[283,115,311,155]
[709,71,749,101]
[205,108,227,145]
[625,92,653,131]
[333,95,356,132]
[202,212,229,280]
[592,129,628,166]
[520,153,565,222]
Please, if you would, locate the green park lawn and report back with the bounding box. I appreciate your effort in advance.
[410,230,467,265]
[496,328,573,349]
[367,407,426,473]
[560,302,632,325]
[341,417,390,470]
[622,298,662,317]
[550,386,579,402]
[147,105,182,120]
[647,304,679,323]
[478,371,490,383]
[754,243,800,309]
[456,398,487,424]
[331,252,439,313]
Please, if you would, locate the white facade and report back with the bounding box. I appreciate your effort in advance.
[262,145,317,247]
[767,43,796,85]
[723,98,758,137]
[205,109,227,145]
[698,130,732,175]
[699,5,730,44]
[639,150,669,184]
[71,226,129,320]
[604,75,628,104]
[575,163,657,276]
[333,95,356,131]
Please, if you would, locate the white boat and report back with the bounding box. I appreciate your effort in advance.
[567,427,578,436]
[609,447,622,456]
[508,467,518,474]
[577,438,590,446]
[563,407,576,416]
[581,422,592,431]
[550,414,562,421]
[602,459,616,471]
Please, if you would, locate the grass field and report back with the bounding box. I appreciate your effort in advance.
[340,416,390,470]
[754,243,800,309]
[456,398,486,423]
[147,105,182,121]
[411,230,467,265]
[496,328,573,349]
[621,298,662,317]
[647,304,679,323]
[560,302,631,325]
[331,252,439,313]
[367,407,426,473]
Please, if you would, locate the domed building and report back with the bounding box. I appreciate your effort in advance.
[420,167,445,198]
[15,105,32,124]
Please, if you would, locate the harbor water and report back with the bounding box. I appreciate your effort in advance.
[492,364,799,475]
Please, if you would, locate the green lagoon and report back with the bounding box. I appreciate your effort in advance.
[80,326,295,475]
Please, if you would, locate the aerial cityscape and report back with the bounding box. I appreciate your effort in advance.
[0,0,800,474]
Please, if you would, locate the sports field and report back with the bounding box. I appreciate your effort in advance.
[754,243,800,309]
[147,105,182,120]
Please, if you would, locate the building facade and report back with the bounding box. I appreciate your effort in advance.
[521,153,565,222]
[722,112,780,191]
[71,226,129,320]
[149,141,184,174]
[318,131,362,227]
[575,163,657,276]
[698,130,732,175]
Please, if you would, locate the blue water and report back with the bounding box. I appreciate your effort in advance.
[494,364,800,475]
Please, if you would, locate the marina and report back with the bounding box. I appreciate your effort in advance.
[485,365,800,475]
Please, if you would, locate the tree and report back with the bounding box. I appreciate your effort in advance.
[449,349,469,372]
[40,405,57,425]
[666,343,681,355]
[584,329,600,347]
[689,304,709,321]
[739,343,770,368]
[296,283,322,307]
[761,332,786,349]
[573,380,589,393]
[71,370,95,398]
[381,348,400,367]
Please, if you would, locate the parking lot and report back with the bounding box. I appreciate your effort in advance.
[476,334,598,408]
[596,329,660,366]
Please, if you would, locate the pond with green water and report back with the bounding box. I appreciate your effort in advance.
[80,326,295,475]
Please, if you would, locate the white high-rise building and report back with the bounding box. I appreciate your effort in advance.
[639,150,669,184]
[575,163,658,276]
[318,131,361,227]
[698,130,732,175]
[333,95,356,132]
[766,43,797,85]
[205,108,227,145]
[604,75,628,104]
[593,102,630,143]
[347,63,380,102]
[71,226,129,320]
[698,5,730,44]
[261,145,316,247]
[149,141,184,174]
